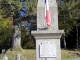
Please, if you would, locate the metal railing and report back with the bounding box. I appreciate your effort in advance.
[16,53,28,60]
[2,53,28,60]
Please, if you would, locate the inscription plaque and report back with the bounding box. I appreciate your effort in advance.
[40,42,56,58]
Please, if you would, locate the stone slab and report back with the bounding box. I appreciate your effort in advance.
[32,30,64,39]
[35,39,61,60]
[40,41,56,58]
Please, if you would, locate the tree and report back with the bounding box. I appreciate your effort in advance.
[0,18,12,52]
[0,0,38,50]
[58,0,80,48]
[0,0,22,50]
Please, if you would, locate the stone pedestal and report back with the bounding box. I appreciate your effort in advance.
[32,30,64,60]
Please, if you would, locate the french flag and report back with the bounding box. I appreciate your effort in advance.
[44,0,51,27]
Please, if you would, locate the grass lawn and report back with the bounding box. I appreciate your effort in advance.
[61,49,80,60]
[0,49,80,60]
[0,49,36,60]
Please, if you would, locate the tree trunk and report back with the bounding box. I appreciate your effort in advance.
[64,32,66,49]
[11,16,22,51]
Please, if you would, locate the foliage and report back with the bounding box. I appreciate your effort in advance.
[0,0,38,18]
[0,0,21,18]
[20,0,37,49]
[0,18,12,52]
[24,0,38,15]
[58,0,80,35]
[21,26,35,49]
[58,0,80,48]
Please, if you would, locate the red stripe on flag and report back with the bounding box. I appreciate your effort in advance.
[45,10,51,27]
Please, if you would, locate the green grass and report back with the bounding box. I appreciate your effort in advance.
[0,49,80,60]
[0,49,36,60]
[61,49,80,60]
[61,49,74,60]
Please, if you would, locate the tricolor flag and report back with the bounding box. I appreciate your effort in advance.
[44,0,51,27]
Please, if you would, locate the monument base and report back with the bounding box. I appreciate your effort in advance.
[32,30,64,60]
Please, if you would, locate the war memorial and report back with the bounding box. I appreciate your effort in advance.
[32,0,64,60]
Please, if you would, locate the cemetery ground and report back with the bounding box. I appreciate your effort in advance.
[0,49,80,60]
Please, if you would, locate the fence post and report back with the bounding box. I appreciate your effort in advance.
[16,53,20,60]
[2,54,8,60]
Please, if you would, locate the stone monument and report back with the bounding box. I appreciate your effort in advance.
[32,0,64,60]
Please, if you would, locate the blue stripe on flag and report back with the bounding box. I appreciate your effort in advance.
[60,0,64,2]
[44,0,46,3]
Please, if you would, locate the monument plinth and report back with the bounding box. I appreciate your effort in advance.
[32,0,64,60]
